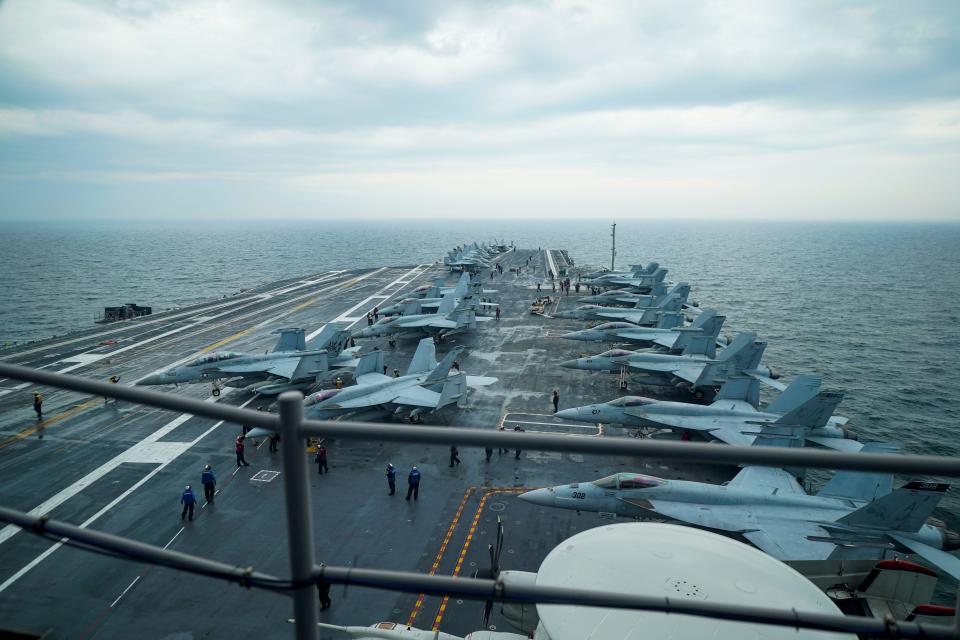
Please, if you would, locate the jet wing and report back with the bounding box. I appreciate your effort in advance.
[212,358,299,380]
[624,410,759,446]
[727,466,806,496]
[806,437,864,452]
[651,335,680,349]
[743,370,787,391]
[889,534,960,581]
[356,372,393,385]
[466,375,498,387]
[400,318,458,328]
[331,385,440,409]
[741,521,836,560]
[627,361,704,384]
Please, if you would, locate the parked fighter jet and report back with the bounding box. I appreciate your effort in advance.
[304,338,497,423]
[136,328,355,395]
[520,440,960,581]
[553,283,690,321]
[553,291,685,325]
[560,308,728,351]
[555,376,857,450]
[380,274,498,316]
[559,332,778,396]
[314,623,524,640]
[577,281,670,306]
[352,294,492,340]
[584,265,668,291]
[582,262,659,284]
[444,242,495,273]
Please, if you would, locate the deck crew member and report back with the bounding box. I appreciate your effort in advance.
[32,391,43,420]
[235,435,250,467]
[485,446,493,462]
[268,429,280,453]
[105,375,120,403]
[552,389,560,413]
[495,306,501,321]
[201,465,216,504]
[514,426,525,459]
[385,463,396,495]
[180,485,196,521]
[497,425,508,455]
[335,376,343,390]
[405,466,421,501]
[449,445,461,467]
[317,564,332,611]
[316,444,329,474]
[373,306,379,321]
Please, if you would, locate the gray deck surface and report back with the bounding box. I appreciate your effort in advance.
[0,251,736,639]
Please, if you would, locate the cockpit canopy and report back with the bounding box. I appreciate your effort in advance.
[595,322,635,330]
[606,396,655,407]
[592,473,664,490]
[185,352,243,367]
[598,348,635,358]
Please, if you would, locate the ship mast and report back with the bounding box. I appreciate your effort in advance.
[610,222,616,271]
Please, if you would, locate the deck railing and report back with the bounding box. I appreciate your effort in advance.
[1,361,959,640]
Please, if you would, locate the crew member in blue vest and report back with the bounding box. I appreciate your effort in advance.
[405,466,421,501]
[385,463,396,495]
[180,485,196,521]
[201,465,216,504]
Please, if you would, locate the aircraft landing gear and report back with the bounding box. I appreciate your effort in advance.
[212,383,221,397]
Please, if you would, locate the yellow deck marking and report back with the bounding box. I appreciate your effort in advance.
[430,487,529,631]
[0,398,103,450]
[406,487,474,627]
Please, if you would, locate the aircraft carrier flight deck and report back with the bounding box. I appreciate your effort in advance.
[0,249,914,638]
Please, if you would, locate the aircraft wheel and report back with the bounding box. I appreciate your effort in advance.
[692,388,705,400]
[212,388,221,397]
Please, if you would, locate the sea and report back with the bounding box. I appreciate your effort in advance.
[2,218,959,532]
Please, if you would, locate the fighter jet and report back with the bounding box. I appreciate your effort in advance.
[577,281,670,306]
[553,284,690,321]
[582,262,659,284]
[136,328,355,395]
[560,308,728,351]
[444,242,494,273]
[304,338,497,423]
[559,332,779,396]
[520,440,960,580]
[555,375,857,450]
[552,291,685,325]
[583,265,669,291]
[352,293,492,340]
[314,623,524,640]
[380,274,498,316]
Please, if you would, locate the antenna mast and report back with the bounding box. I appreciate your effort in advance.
[610,223,616,271]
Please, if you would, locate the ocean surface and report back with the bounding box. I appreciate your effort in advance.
[2,218,960,523]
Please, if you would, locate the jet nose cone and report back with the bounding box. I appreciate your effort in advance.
[555,407,581,420]
[518,488,555,507]
[137,374,163,386]
[559,359,580,369]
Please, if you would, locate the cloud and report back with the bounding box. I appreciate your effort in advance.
[0,0,958,219]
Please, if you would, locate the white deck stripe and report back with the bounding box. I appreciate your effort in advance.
[545,248,559,280]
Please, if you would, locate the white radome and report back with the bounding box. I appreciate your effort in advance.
[534,522,855,640]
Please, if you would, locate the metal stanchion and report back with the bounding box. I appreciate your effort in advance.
[279,391,318,640]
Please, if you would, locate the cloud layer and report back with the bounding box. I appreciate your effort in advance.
[1,0,958,220]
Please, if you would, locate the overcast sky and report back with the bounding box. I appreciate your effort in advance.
[0,0,958,221]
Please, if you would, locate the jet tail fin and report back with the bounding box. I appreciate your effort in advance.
[656,312,685,330]
[765,375,822,415]
[437,371,469,408]
[273,328,306,353]
[670,282,691,304]
[424,346,466,384]
[453,272,470,297]
[714,376,760,407]
[354,349,384,380]
[774,391,845,429]
[436,292,457,314]
[715,332,758,363]
[817,443,900,502]
[837,481,950,532]
[306,323,348,351]
[290,352,328,381]
[680,334,717,358]
[406,338,438,375]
